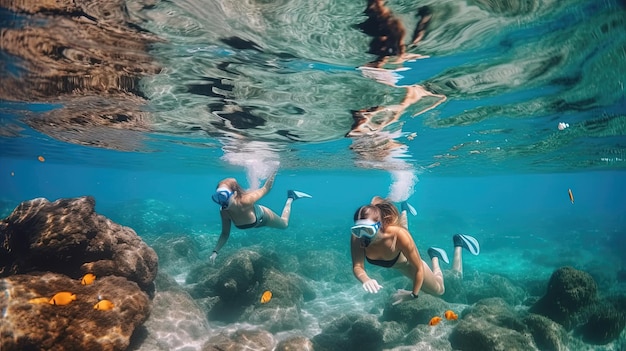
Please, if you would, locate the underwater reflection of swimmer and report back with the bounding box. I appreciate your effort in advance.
[358,0,432,68]
[347,85,446,137]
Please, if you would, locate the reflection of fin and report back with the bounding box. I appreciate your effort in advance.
[453,234,480,255]
[428,247,449,264]
[288,190,312,200]
[401,201,417,216]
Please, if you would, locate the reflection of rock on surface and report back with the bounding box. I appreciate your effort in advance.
[0,0,161,150]
[0,196,158,351]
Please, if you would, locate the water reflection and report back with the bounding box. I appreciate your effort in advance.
[347,0,447,200]
[0,0,161,150]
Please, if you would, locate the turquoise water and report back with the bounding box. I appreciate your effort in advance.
[1,0,626,349]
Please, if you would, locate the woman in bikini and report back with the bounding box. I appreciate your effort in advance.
[210,173,311,264]
[350,197,480,304]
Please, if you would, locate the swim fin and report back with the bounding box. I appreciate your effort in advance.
[401,201,417,216]
[288,190,312,200]
[453,234,480,255]
[427,247,449,264]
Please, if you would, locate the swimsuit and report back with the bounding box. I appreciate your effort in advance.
[234,204,266,229]
[365,232,400,268]
[366,252,401,268]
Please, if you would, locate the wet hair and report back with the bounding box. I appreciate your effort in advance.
[354,197,401,228]
[216,178,245,196]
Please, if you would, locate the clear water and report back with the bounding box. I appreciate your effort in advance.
[1,0,625,349]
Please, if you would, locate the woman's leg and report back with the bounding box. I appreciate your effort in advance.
[258,199,293,229]
[396,259,445,296]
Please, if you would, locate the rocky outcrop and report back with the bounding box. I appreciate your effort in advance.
[0,196,158,291]
[529,266,598,328]
[0,196,158,351]
[0,273,150,351]
[188,249,315,331]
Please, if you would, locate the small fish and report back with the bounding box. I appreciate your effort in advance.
[444,310,458,320]
[49,292,76,306]
[10,171,14,177]
[260,290,272,304]
[81,273,96,285]
[29,297,50,304]
[429,316,443,326]
[94,300,115,311]
[37,156,45,162]
[568,188,574,204]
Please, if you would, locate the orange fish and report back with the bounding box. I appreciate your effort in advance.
[429,316,443,326]
[81,273,96,285]
[94,299,115,311]
[260,290,272,304]
[37,156,45,162]
[49,292,76,306]
[444,310,458,320]
[29,297,50,304]
[568,189,574,204]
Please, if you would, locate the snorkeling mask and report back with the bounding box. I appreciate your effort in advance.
[211,187,233,209]
[351,219,381,239]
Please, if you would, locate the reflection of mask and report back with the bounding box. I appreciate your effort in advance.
[351,219,381,239]
[211,187,233,209]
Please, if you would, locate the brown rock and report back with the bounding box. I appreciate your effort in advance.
[0,196,158,292]
[0,273,150,351]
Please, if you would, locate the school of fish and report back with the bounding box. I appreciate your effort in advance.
[27,273,114,311]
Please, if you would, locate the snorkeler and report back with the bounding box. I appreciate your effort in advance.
[350,197,479,304]
[209,174,312,264]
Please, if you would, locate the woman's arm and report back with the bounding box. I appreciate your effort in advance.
[351,236,369,283]
[396,227,424,295]
[213,210,232,253]
[241,172,276,204]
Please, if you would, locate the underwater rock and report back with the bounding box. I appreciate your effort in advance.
[529,266,598,329]
[135,290,210,351]
[0,196,158,292]
[149,235,202,276]
[0,273,150,351]
[203,329,275,351]
[191,249,312,328]
[463,272,525,305]
[575,300,626,345]
[523,313,569,351]
[449,315,535,351]
[381,293,447,328]
[275,336,314,351]
[448,298,535,351]
[242,268,311,332]
[312,313,384,351]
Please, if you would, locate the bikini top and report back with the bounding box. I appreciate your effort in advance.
[365,232,400,268]
[366,252,401,268]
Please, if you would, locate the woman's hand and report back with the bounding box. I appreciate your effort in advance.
[391,289,415,305]
[362,279,383,293]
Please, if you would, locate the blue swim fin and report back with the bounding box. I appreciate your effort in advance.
[288,190,312,200]
[401,201,417,216]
